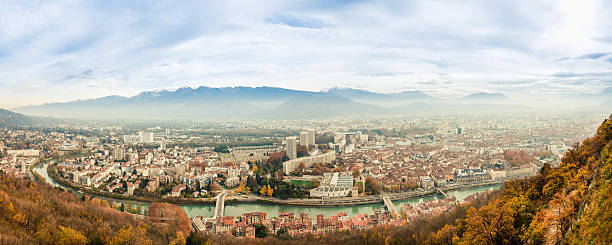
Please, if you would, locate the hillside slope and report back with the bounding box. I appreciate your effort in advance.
[0,172,189,245]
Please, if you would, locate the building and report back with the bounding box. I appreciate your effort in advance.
[310,186,352,198]
[334,133,345,144]
[299,131,315,146]
[325,172,353,187]
[454,169,490,183]
[286,136,297,160]
[228,167,240,178]
[171,184,187,197]
[112,146,126,161]
[127,182,136,196]
[123,135,141,144]
[216,216,235,234]
[282,151,336,175]
[7,149,39,157]
[146,178,160,192]
[420,176,434,189]
[225,176,240,187]
[139,131,155,143]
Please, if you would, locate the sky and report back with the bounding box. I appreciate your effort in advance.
[1,0,611,108]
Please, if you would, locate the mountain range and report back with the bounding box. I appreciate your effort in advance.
[11,86,610,121]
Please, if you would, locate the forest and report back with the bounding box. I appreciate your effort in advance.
[0,172,190,244]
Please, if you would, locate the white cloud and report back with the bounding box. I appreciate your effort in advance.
[0,0,611,108]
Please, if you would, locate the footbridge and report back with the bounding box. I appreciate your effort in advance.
[381,194,399,217]
[437,188,449,198]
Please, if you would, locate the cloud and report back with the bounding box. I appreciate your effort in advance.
[1,0,612,108]
[266,14,327,29]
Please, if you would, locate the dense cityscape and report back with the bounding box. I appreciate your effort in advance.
[1,112,605,238]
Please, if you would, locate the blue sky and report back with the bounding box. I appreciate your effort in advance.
[0,0,611,108]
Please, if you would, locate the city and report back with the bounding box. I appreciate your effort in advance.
[0,112,605,239]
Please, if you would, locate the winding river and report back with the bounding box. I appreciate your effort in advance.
[33,163,501,218]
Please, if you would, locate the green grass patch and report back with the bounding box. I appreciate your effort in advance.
[290,180,312,187]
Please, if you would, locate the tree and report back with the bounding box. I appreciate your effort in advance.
[266,185,274,197]
[364,176,381,195]
[56,226,87,245]
[296,145,308,157]
[254,224,268,238]
[352,169,360,178]
[460,200,519,245]
[107,226,152,245]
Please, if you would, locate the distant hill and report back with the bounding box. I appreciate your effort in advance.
[0,109,32,126]
[0,109,60,127]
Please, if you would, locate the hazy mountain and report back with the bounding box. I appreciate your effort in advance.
[14,86,423,120]
[257,94,382,119]
[324,87,435,107]
[11,86,564,120]
[460,92,511,103]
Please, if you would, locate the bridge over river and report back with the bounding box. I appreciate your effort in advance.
[381,194,399,217]
[213,192,227,219]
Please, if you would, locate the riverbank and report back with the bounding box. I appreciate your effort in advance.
[41,162,503,208]
[35,162,502,218]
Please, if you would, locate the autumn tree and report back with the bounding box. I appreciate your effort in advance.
[107,226,152,245]
[56,226,87,245]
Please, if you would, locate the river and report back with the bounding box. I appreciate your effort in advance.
[33,163,501,218]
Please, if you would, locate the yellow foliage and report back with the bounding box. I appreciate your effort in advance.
[7,202,15,214]
[107,226,152,245]
[170,231,186,245]
[266,185,274,197]
[57,226,87,245]
[13,212,26,224]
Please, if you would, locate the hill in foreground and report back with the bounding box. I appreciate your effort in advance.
[0,173,190,245]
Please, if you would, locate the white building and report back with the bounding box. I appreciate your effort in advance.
[299,131,315,146]
[286,136,297,160]
[139,131,155,143]
[282,151,336,175]
[334,132,346,144]
[310,186,352,198]
[420,176,434,189]
[228,167,239,178]
[7,149,39,157]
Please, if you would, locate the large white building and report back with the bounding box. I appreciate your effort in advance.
[139,131,155,142]
[309,186,352,198]
[282,151,336,175]
[286,136,297,160]
[299,131,315,146]
[7,149,39,157]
